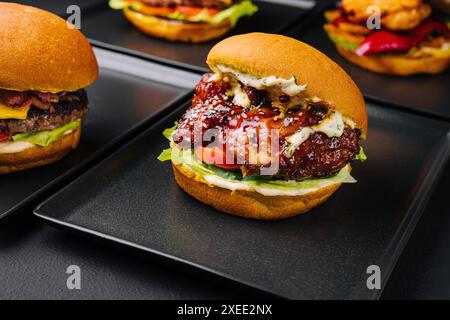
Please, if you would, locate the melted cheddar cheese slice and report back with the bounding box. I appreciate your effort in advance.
[0,101,30,120]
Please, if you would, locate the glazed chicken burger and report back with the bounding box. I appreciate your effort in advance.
[159,33,368,220]
[0,3,98,174]
[109,0,258,42]
[324,0,450,75]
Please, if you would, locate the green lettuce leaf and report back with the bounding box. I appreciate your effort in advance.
[163,121,178,141]
[179,143,357,193]
[157,148,173,162]
[157,117,362,194]
[355,146,367,162]
[12,120,80,147]
[158,141,357,193]
[109,0,258,26]
[158,122,179,162]
[207,0,258,26]
[109,0,141,11]
[327,33,359,51]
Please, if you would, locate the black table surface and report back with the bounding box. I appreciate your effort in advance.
[1,0,450,300]
[383,161,450,299]
[0,161,449,299]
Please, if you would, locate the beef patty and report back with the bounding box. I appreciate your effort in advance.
[0,90,88,135]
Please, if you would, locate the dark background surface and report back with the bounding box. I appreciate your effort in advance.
[383,162,450,299]
[1,0,450,300]
[3,0,105,16]
[33,102,450,300]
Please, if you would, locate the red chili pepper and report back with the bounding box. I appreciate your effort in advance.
[410,20,449,45]
[0,133,11,142]
[355,30,412,56]
[355,20,449,56]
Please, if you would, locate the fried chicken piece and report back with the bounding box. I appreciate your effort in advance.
[382,3,431,30]
[342,0,431,30]
[325,9,371,36]
[324,23,366,44]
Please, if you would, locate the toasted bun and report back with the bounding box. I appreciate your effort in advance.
[207,33,368,137]
[0,3,98,92]
[123,8,232,43]
[172,162,341,220]
[0,126,81,174]
[336,46,450,76]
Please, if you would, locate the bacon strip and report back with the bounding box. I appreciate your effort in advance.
[0,89,67,111]
[0,90,32,109]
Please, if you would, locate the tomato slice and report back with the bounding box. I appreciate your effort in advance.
[331,15,349,25]
[356,20,449,56]
[177,5,220,17]
[0,133,11,142]
[195,147,240,170]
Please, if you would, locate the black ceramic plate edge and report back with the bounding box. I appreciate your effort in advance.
[0,48,199,221]
[86,0,318,74]
[367,132,450,299]
[34,205,283,299]
[33,101,450,299]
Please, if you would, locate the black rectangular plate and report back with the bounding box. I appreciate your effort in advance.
[35,100,450,299]
[286,3,450,120]
[81,0,314,72]
[0,48,200,220]
[3,0,105,16]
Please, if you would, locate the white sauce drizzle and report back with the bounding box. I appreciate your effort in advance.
[285,111,354,158]
[0,141,34,154]
[207,65,356,159]
[0,129,76,154]
[200,164,352,196]
[214,65,307,96]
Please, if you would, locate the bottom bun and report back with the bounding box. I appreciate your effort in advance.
[172,162,341,220]
[336,46,450,76]
[123,8,232,43]
[0,126,81,174]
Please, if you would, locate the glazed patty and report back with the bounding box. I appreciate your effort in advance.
[243,128,360,180]
[173,74,361,180]
[0,90,88,135]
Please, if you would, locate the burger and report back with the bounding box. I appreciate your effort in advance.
[109,0,258,43]
[159,33,368,220]
[324,0,450,76]
[0,3,98,174]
